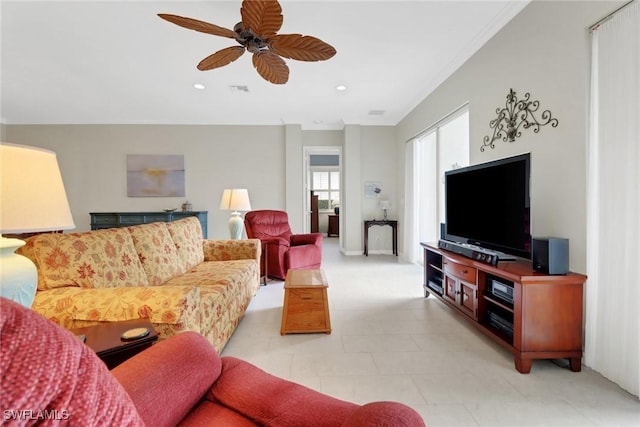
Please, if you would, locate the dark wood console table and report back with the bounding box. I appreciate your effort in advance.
[364,220,398,256]
[90,211,207,237]
[327,215,339,237]
[421,242,586,373]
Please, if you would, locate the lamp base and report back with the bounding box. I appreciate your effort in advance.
[228,212,245,240]
[0,237,37,308]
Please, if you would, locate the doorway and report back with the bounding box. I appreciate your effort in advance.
[303,147,342,239]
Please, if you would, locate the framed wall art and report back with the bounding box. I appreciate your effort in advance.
[364,181,381,199]
[127,154,185,197]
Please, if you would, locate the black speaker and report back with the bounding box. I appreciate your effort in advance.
[440,223,446,239]
[532,237,569,275]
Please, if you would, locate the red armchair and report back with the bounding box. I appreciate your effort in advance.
[245,210,323,280]
[1,298,426,426]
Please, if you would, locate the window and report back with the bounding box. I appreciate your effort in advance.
[419,109,469,242]
[404,106,469,264]
[312,169,340,211]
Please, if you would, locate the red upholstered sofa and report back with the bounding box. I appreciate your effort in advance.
[1,298,425,426]
[245,210,323,280]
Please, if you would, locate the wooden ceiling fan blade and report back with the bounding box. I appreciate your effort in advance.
[198,46,245,71]
[252,51,289,84]
[158,14,237,39]
[269,34,336,62]
[240,0,283,38]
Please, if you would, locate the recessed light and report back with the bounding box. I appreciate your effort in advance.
[335,85,347,91]
[193,83,206,90]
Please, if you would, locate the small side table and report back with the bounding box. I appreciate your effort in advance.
[71,318,158,369]
[260,240,275,285]
[327,215,339,237]
[364,220,398,256]
[281,269,331,335]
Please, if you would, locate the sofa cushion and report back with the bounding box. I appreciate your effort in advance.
[68,286,200,325]
[342,402,426,427]
[166,217,204,274]
[209,357,359,427]
[164,260,259,351]
[112,331,222,427]
[1,298,144,426]
[30,287,86,329]
[180,401,259,426]
[164,260,258,322]
[18,228,149,290]
[128,222,181,285]
[164,260,257,290]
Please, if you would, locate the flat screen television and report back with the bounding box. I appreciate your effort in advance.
[444,153,531,259]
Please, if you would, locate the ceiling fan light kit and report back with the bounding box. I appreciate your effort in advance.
[159,0,336,84]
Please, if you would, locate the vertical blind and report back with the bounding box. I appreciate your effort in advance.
[585,0,639,397]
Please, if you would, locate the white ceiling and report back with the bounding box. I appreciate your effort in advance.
[1,0,529,130]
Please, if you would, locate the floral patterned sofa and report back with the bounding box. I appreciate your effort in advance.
[17,217,260,352]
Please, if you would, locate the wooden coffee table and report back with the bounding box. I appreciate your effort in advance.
[281,269,331,335]
[71,318,158,369]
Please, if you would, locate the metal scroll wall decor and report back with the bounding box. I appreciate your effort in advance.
[481,88,558,151]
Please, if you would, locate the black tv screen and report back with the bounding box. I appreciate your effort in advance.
[444,153,531,259]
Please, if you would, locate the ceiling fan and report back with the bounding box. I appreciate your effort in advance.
[158,0,337,84]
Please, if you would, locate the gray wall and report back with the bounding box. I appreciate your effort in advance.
[5,125,286,238]
[4,124,397,254]
[396,0,623,274]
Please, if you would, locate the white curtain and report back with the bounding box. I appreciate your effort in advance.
[402,133,439,264]
[402,110,467,265]
[585,0,640,397]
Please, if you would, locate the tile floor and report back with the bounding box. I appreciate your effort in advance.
[221,238,640,426]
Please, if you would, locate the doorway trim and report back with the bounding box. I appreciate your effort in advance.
[303,146,342,235]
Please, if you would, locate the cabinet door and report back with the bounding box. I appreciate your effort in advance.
[90,214,117,230]
[444,276,458,305]
[459,282,477,319]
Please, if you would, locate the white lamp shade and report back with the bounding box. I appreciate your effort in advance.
[1,143,75,233]
[1,142,75,308]
[379,200,391,210]
[219,189,252,212]
[219,189,232,210]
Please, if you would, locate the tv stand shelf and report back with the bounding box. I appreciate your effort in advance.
[421,242,587,374]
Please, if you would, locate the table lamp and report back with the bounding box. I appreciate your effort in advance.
[1,143,75,307]
[379,200,391,221]
[219,189,251,239]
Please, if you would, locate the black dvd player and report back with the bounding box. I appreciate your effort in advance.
[488,311,514,338]
[427,276,443,294]
[490,279,514,305]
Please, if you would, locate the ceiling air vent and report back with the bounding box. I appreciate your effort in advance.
[229,85,249,93]
[368,110,385,116]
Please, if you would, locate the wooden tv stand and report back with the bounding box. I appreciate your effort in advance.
[421,242,586,373]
